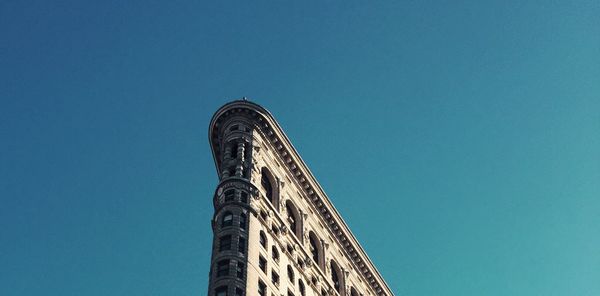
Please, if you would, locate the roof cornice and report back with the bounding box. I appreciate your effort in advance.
[209,100,394,296]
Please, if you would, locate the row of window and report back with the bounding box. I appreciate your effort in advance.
[220,211,246,229]
[215,259,245,279]
[259,168,363,296]
[259,229,349,296]
[222,189,249,204]
[218,235,246,254]
[214,286,244,296]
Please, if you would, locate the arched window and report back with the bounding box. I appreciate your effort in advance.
[285,201,301,238]
[298,279,306,296]
[287,265,295,282]
[221,211,233,227]
[350,287,359,296]
[239,213,247,230]
[272,245,279,262]
[259,231,267,248]
[261,168,275,205]
[308,232,322,268]
[330,260,343,295]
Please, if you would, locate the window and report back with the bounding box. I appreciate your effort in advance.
[271,225,279,236]
[286,202,299,237]
[309,233,320,265]
[238,237,246,254]
[219,235,231,251]
[299,280,306,296]
[350,287,359,296]
[229,125,239,132]
[236,262,244,279]
[260,210,267,221]
[222,212,233,227]
[271,270,279,286]
[261,168,274,204]
[288,291,295,296]
[271,245,279,262]
[230,143,238,159]
[224,190,234,202]
[215,286,228,296]
[287,265,295,282]
[258,280,267,296]
[259,231,267,248]
[217,260,229,277]
[239,213,246,230]
[331,260,342,294]
[259,256,267,272]
[240,192,248,203]
[235,288,244,296]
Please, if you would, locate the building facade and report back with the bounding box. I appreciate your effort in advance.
[207,100,394,296]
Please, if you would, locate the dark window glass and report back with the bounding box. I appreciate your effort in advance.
[217,260,229,277]
[299,280,306,296]
[288,291,295,296]
[240,192,248,203]
[271,246,279,262]
[238,237,246,254]
[219,235,232,251]
[331,261,341,292]
[259,231,267,248]
[231,144,238,159]
[258,280,267,296]
[261,171,273,203]
[239,214,246,230]
[309,236,319,264]
[235,288,244,296]
[259,256,267,272]
[222,212,233,227]
[236,262,244,279]
[224,190,234,202]
[286,203,297,235]
[215,286,228,296]
[271,270,279,286]
[287,265,294,282]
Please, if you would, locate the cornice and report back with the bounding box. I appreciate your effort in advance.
[208,99,394,296]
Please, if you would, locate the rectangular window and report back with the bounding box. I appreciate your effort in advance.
[259,256,267,272]
[236,262,244,279]
[238,237,246,254]
[258,280,267,296]
[235,288,244,296]
[271,270,279,286]
[240,192,248,203]
[217,260,229,277]
[224,190,234,202]
[239,214,247,229]
[215,286,228,296]
[219,235,232,251]
[288,291,295,296]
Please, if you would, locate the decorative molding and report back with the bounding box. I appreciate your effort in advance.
[209,100,394,296]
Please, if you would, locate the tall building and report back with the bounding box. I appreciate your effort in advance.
[207,100,394,296]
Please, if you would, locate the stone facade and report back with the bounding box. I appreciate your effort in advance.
[207,100,394,296]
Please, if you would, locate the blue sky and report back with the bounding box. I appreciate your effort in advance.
[1,1,599,295]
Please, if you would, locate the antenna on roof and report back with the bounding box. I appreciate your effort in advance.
[242,96,248,101]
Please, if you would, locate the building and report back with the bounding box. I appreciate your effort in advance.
[207,100,394,296]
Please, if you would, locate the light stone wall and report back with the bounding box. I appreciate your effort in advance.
[207,101,390,296]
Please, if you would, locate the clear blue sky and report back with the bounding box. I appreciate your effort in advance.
[1,1,599,295]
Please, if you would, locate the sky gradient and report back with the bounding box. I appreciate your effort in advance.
[1,1,599,295]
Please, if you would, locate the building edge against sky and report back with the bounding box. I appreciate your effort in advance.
[207,99,394,296]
